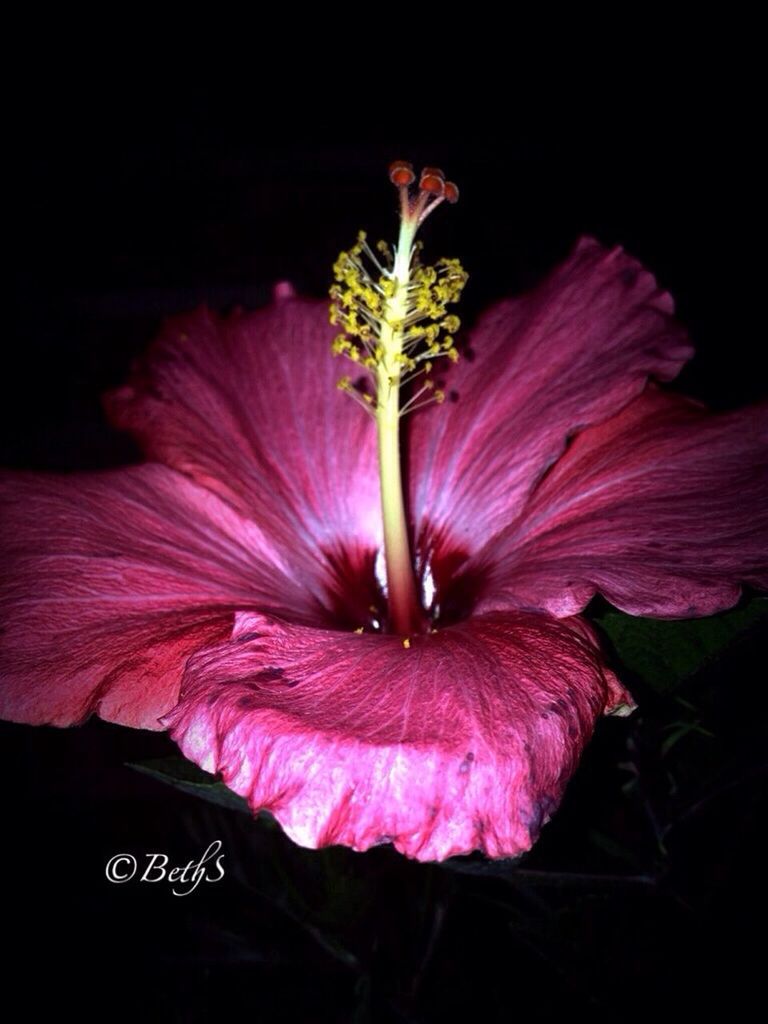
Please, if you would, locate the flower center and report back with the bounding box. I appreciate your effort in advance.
[330,162,467,636]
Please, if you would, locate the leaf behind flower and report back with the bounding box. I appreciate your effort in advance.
[128,755,254,815]
[593,597,767,693]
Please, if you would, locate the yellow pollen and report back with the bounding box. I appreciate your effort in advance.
[328,202,467,418]
[330,161,465,637]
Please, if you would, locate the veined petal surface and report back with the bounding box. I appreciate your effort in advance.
[105,292,381,582]
[475,388,768,617]
[410,238,693,556]
[0,464,323,729]
[166,610,630,862]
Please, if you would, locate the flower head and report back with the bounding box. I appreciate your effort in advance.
[1,166,766,862]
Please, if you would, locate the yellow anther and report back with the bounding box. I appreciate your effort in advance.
[329,205,466,419]
[330,163,466,635]
[354,626,364,634]
[402,637,411,649]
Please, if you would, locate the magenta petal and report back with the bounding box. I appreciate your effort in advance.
[410,237,693,554]
[0,464,324,730]
[105,294,381,570]
[477,387,768,617]
[165,611,631,862]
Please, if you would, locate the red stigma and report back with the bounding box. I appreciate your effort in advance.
[419,167,445,195]
[389,160,415,187]
[389,162,459,225]
[443,181,460,204]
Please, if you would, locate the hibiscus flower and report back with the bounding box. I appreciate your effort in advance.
[1,163,765,863]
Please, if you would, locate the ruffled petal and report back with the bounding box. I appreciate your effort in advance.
[475,388,768,617]
[410,237,693,555]
[105,292,380,578]
[0,464,324,730]
[165,611,631,862]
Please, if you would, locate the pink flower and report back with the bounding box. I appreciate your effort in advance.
[1,237,766,862]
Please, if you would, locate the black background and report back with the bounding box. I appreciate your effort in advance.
[2,72,766,1022]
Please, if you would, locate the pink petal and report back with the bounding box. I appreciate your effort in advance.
[165,611,631,862]
[410,237,693,556]
[104,293,381,571]
[0,464,325,730]
[475,387,768,617]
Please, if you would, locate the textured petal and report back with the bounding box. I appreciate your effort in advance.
[165,611,631,862]
[474,388,768,617]
[105,292,380,578]
[0,464,324,730]
[410,237,693,556]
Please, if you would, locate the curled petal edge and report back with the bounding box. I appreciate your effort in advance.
[165,610,632,862]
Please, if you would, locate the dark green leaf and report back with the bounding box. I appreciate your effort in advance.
[439,853,524,877]
[128,755,252,814]
[594,597,767,693]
